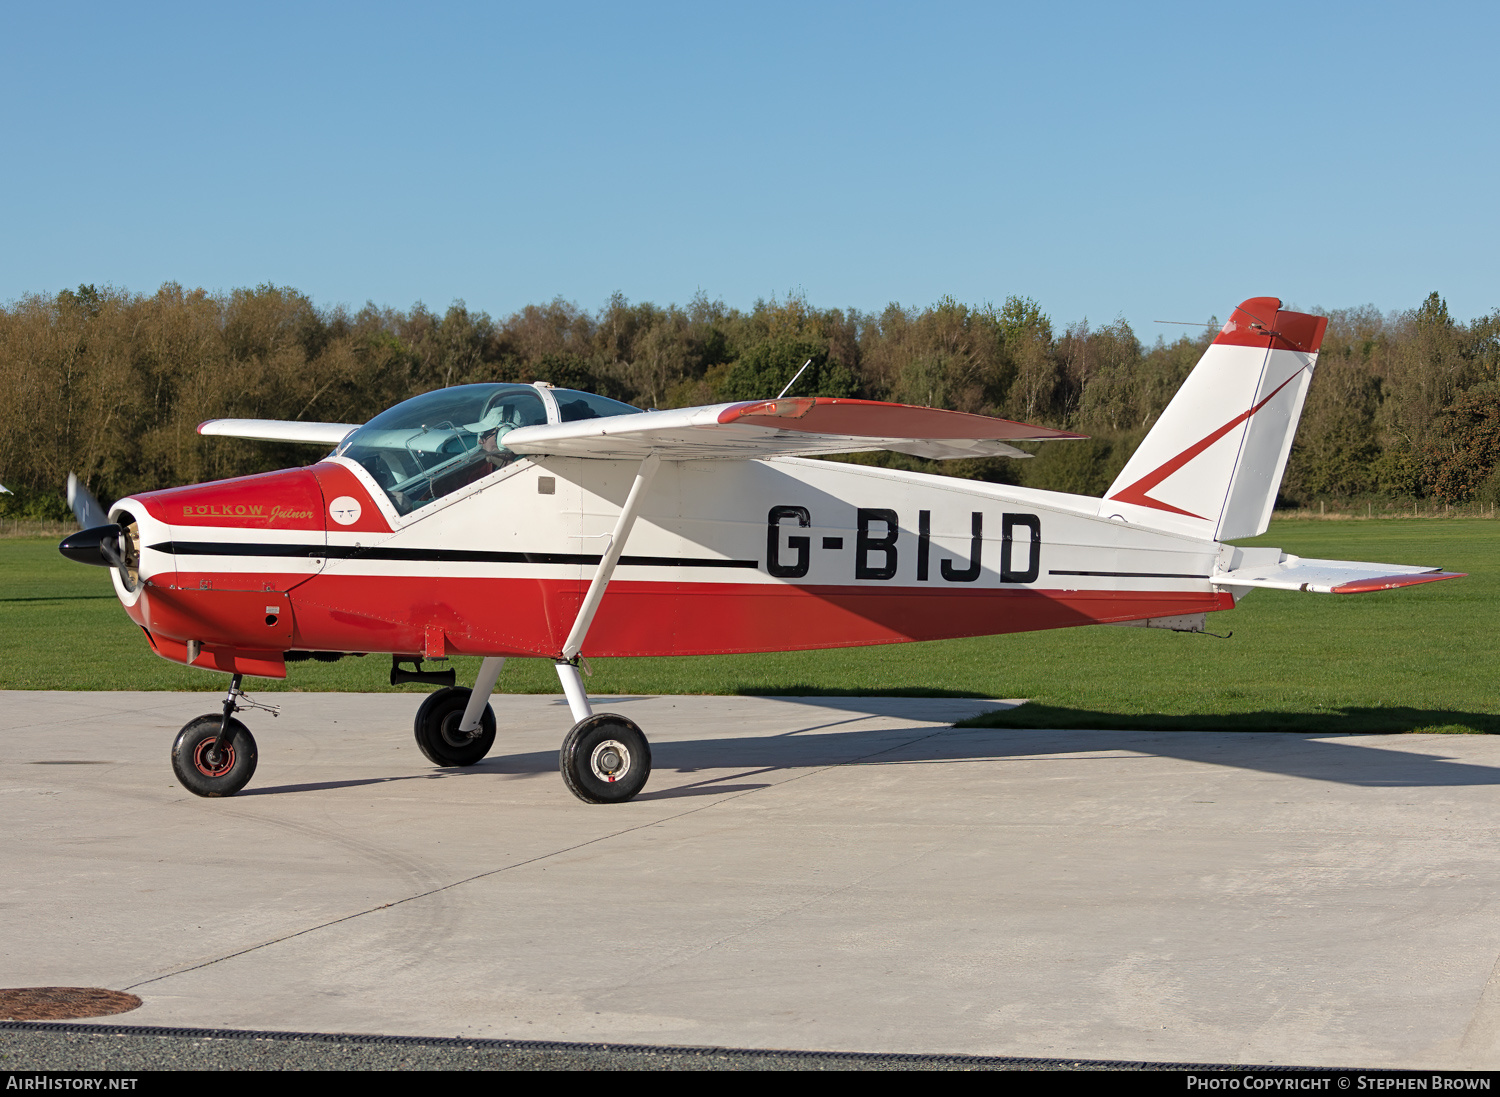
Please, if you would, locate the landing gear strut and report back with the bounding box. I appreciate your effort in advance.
[410,453,663,803]
[170,673,276,797]
[554,659,652,804]
[546,453,662,805]
[409,655,652,801]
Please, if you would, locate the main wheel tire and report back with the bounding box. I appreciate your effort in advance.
[414,686,496,767]
[559,714,651,804]
[171,715,258,797]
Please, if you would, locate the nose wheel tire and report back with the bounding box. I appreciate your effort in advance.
[560,714,651,804]
[171,716,258,797]
[414,686,497,767]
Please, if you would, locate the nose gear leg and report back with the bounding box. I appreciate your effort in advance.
[172,672,276,798]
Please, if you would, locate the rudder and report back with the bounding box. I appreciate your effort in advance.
[1102,297,1327,541]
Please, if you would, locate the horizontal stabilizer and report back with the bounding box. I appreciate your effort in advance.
[198,420,359,446]
[1215,554,1464,594]
[504,397,1083,461]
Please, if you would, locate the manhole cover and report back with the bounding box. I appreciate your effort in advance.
[0,987,142,1020]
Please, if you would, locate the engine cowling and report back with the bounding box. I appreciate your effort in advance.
[108,468,331,679]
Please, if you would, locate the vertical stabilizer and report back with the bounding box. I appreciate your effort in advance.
[1102,297,1327,541]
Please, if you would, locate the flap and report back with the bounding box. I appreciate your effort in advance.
[504,398,1082,461]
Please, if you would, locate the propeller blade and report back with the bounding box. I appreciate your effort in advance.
[66,473,110,529]
[60,475,122,568]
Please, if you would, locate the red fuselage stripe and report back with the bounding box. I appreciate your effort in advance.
[133,573,1234,660]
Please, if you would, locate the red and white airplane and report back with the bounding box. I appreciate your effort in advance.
[60,297,1462,803]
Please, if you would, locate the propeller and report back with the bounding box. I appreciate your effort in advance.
[58,473,123,568]
[67,472,110,529]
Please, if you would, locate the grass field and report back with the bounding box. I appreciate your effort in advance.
[1,518,1492,733]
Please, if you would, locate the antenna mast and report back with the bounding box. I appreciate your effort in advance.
[776,359,813,400]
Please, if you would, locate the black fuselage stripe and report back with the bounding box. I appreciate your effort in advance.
[150,541,758,568]
[1048,569,1209,579]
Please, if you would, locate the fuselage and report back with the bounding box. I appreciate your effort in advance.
[107,452,1235,679]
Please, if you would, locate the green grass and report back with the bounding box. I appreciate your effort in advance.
[1,519,1493,732]
[956,518,1495,734]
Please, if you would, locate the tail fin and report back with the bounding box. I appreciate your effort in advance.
[1102,297,1327,541]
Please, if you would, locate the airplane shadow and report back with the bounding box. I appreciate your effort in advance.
[0,595,117,603]
[737,687,996,700]
[240,772,459,796]
[241,708,1500,797]
[648,724,1500,791]
[959,703,1500,736]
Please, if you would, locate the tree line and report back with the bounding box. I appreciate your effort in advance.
[2,282,1497,518]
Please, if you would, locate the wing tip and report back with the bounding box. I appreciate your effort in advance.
[1331,571,1466,594]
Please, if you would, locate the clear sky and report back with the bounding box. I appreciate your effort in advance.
[3,1,1496,335]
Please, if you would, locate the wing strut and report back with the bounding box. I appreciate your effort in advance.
[554,453,662,720]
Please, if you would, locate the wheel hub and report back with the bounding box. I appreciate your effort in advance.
[193,738,235,778]
[440,713,480,748]
[590,739,630,782]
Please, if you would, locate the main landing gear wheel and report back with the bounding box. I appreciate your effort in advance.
[559,714,651,804]
[171,716,258,797]
[414,686,497,767]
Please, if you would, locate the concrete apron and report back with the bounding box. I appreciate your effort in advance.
[3,689,1499,1069]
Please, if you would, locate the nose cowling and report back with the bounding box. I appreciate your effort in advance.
[133,467,328,533]
[107,468,332,679]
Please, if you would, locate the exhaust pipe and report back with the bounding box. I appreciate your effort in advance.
[390,656,456,687]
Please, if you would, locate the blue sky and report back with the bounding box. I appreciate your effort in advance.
[3,1,1496,335]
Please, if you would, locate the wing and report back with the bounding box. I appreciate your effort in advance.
[504,397,1084,461]
[1215,555,1464,594]
[198,419,359,446]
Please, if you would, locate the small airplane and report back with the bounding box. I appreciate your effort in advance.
[58,297,1462,803]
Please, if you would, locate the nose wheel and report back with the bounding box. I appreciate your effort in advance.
[560,714,651,804]
[169,673,271,797]
[171,715,258,797]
